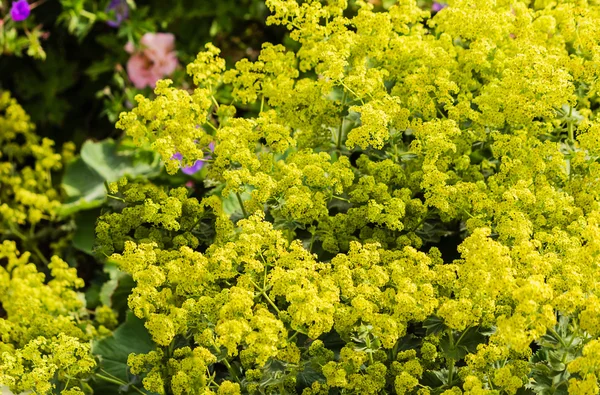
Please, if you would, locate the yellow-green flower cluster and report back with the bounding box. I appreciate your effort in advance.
[0,241,97,394]
[0,91,73,263]
[107,0,600,393]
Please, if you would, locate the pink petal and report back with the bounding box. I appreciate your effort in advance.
[152,53,179,77]
[141,32,175,55]
[127,54,154,89]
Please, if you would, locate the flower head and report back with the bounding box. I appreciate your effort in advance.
[431,1,447,12]
[106,0,129,28]
[125,32,178,89]
[10,0,30,22]
[172,142,215,175]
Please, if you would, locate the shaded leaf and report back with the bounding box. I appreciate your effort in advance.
[58,139,161,216]
[73,208,101,254]
[423,316,447,336]
[92,311,154,385]
[100,263,135,320]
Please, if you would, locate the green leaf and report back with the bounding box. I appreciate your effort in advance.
[296,362,324,391]
[92,311,154,386]
[219,187,251,221]
[100,263,136,320]
[73,208,101,254]
[455,327,487,354]
[58,157,107,216]
[80,138,161,181]
[58,139,162,216]
[439,335,467,360]
[423,316,447,336]
[422,369,448,387]
[85,280,103,311]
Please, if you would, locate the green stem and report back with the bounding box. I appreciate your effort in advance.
[365,335,374,365]
[95,373,122,386]
[211,95,220,110]
[409,214,429,233]
[332,195,350,202]
[80,9,97,21]
[548,327,568,348]
[337,90,347,151]
[437,106,448,119]
[236,192,248,218]
[566,106,575,179]
[8,223,49,265]
[568,121,574,142]
[446,329,456,387]
[205,121,219,132]
[96,372,145,395]
[31,245,49,265]
[249,278,281,313]
[107,194,126,202]
[288,330,300,342]
[308,232,316,253]
[340,81,366,104]
[455,326,471,346]
[391,339,400,361]
[222,358,241,384]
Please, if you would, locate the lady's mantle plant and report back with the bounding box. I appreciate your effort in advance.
[105,0,600,393]
[5,0,600,393]
[0,93,118,394]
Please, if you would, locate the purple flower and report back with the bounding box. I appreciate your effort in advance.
[431,1,447,12]
[106,0,129,28]
[172,142,215,175]
[10,0,30,22]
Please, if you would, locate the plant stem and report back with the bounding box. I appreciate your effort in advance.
[8,223,49,265]
[249,278,280,313]
[337,90,347,151]
[222,358,241,384]
[288,330,300,342]
[211,95,220,109]
[96,372,146,395]
[236,192,248,218]
[107,194,126,202]
[205,121,219,132]
[332,195,350,202]
[31,245,49,265]
[446,329,455,386]
[566,106,575,179]
[365,334,374,364]
[80,9,97,21]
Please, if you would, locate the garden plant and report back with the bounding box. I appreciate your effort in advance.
[2,0,600,394]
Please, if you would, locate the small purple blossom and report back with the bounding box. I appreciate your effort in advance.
[106,0,129,28]
[181,160,205,175]
[431,1,447,12]
[10,0,30,22]
[172,142,215,175]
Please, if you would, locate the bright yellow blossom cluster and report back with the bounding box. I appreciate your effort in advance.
[0,94,113,394]
[0,91,74,264]
[103,0,600,393]
[0,241,106,394]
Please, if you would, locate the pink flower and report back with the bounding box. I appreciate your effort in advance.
[125,33,178,89]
